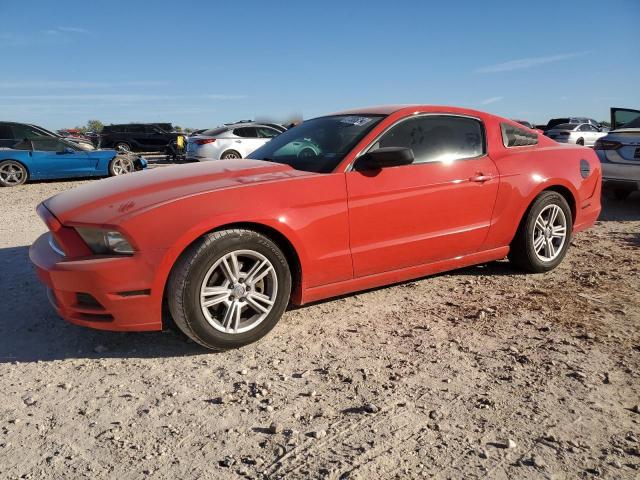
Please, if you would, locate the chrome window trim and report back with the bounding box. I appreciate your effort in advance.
[345,112,487,172]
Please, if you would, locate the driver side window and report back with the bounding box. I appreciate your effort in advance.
[31,138,71,152]
[370,115,485,165]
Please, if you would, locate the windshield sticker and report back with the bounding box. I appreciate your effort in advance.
[339,116,373,127]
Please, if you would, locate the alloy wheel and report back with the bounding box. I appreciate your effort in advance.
[0,162,25,185]
[199,249,278,334]
[532,204,567,262]
[112,157,134,175]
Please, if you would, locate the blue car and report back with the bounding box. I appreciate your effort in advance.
[0,136,147,187]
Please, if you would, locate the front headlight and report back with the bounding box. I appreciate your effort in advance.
[75,227,134,255]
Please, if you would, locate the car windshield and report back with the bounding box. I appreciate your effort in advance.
[621,117,640,129]
[249,114,385,173]
[201,127,229,137]
[553,123,577,130]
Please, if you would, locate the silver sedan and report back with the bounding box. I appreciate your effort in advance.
[545,123,607,147]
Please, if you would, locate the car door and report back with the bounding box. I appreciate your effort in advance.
[29,138,92,177]
[232,127,264,157]
[611,107,640,130]
[346,114,499,278]
[145,125,171,149]
[125,125,148,150]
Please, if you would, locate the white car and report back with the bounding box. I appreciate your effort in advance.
[545,123,607,147]
[186,123,282,161]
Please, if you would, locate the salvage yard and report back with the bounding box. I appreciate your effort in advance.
[0,174,639,479]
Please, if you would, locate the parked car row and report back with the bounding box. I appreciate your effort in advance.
[2,108,638,199]
[0,136,146,187]
[594,107,640,199]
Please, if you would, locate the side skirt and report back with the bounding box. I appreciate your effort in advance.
[299,246,510,305]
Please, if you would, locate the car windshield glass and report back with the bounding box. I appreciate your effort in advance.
[201,127,228,137]
[622,117,640,129]
[249,114,385,173]
[553,123,577,130]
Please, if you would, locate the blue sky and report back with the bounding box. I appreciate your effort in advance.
[1,0,638,129]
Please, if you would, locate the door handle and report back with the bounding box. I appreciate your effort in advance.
[470,173,493,183]
[235,140,242,143]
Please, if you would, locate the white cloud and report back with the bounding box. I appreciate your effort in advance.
[57,27,89,34]
[476,52,589,73]
[0,94,247,102]
[204,94,248,100]
[0,80,170,89]
[481,96,503,105]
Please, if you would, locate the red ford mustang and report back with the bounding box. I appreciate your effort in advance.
[30,106,601,350]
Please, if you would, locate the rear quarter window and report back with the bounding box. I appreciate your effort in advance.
[501,123,539,147]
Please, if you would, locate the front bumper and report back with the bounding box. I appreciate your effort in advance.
[29,233,163,331]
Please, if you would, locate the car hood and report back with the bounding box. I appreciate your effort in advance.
[44,159,313,225]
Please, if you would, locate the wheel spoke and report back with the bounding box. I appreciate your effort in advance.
[535,217,546,232]
[246,259,273,285]
[545,238,555,258]
[222,300,242,332]
[551,226,566,239]
[548,206,559,226]
[220,256,238,282]
[201,286,229,307]
[245,292,274,314]
[533,235,545,252]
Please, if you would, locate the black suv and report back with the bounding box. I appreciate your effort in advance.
[100,123,182,152]
[0,121,95,150]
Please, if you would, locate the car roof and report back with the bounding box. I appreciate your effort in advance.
[326,105,492,118]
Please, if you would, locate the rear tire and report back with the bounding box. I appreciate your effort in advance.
[613,188,632,201]
[508,191,572,273]
[221,150,241,160]
[114,142,131,152]
[167,229,291,351]
[576,138,584,146]
[0,160,28,187]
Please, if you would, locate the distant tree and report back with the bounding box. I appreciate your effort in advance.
[184,128,193,134]
[174,125,183,132]
[86,119,104,133]
[600,120,611,128]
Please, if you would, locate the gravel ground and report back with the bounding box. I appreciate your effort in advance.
[0,176,639,480]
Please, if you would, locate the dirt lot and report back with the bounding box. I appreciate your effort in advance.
[0,176,639,480]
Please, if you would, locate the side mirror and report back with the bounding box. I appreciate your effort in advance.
[355,147,414,171]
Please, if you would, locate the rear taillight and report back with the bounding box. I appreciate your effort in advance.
[594,139,622,150]
[195,138,216,145]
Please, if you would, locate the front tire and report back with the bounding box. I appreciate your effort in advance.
[509,191,572,273]
[0,160,28,187]
[167,229,291,351]
[109,156,135,176]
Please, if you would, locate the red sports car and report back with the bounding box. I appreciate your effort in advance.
[30,106,601,351]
